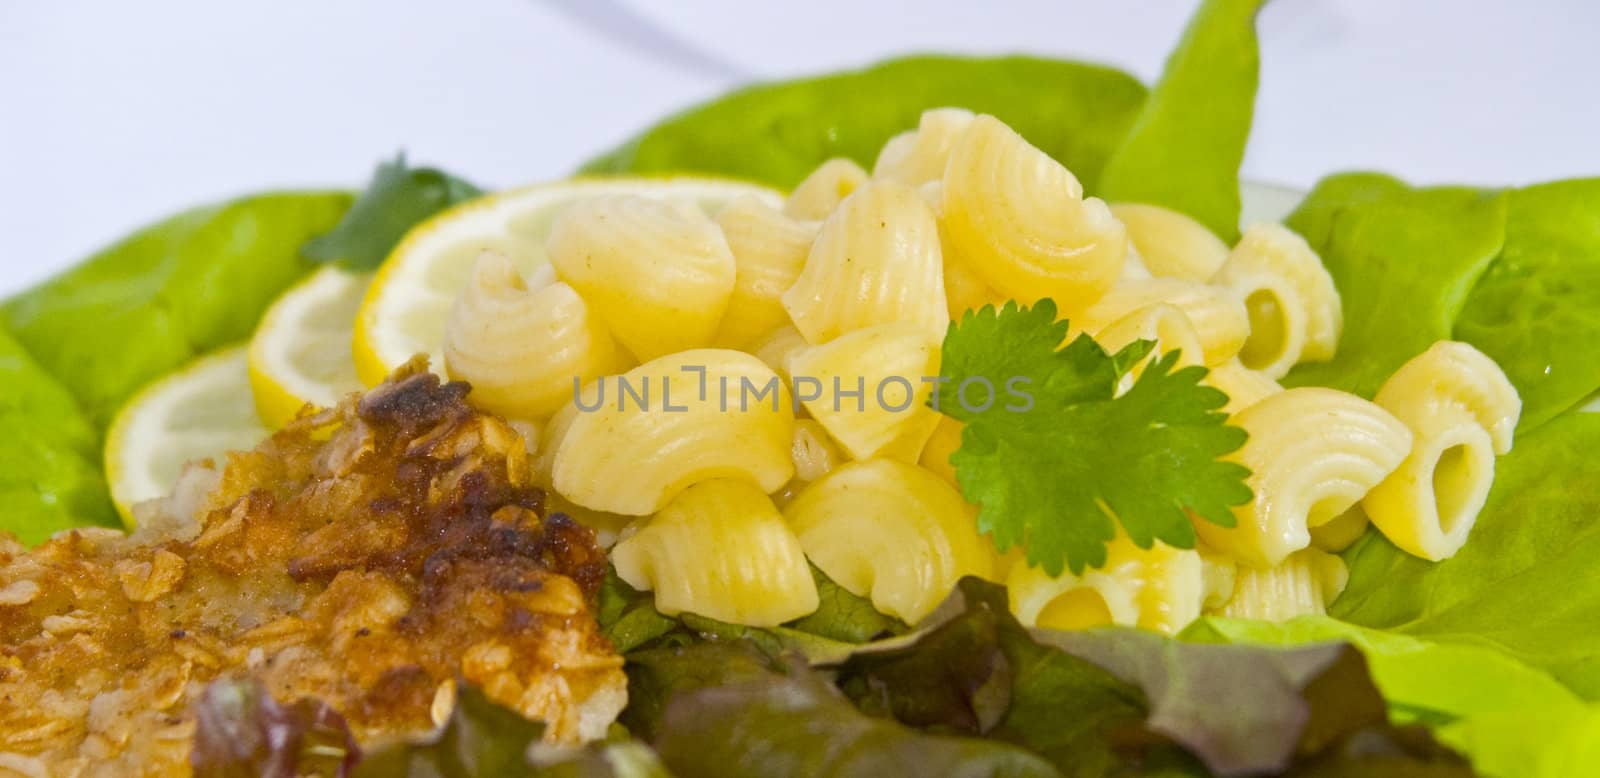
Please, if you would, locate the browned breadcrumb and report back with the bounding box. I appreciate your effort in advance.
[0,362,625,777]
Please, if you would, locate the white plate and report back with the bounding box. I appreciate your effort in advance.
[1239,180,1306,227]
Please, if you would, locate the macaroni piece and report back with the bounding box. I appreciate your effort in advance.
[546,195,736,361]
[873,107,976,186]
[785,459,994,623]
[782,180,949,344]
[785,323,942,461]
[1110,202,1230,281]
[612,479,819,626]
[1363,341,1522,560]
[942,114,1127,308]
[713,196,820,349]
[444,252,629,420]
[1213,547,1349,621]
[549,350,795,514]
[1212,223,1343,379]
[785,157,869,221]
[1195,387,1413,568]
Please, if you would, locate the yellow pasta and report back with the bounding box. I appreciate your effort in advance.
[1074,278,1249,366]
[1110,202,1230,281]
[941,114,1126,308]
[1195,387,1413,568]
[1362,341,1522,560]
[751,323,809,385]
[785,459,994,622]
[873,107,976,185]
[918,414,964,487]
[782,180,949,344]
[1007,535,1214,635]
[1213,548,1349,621]
[785,157,869,221]
[1091,303,1206,379]
[444,252,630,420]
[546,195,736,361]
[773,419,848,507]
[1310,508,1370,552]
[786,323,942,461]
[1212,223,1343,379]
[612,479,819,626]
[549,349,795,515]
[1204,359,1284,416]
[712,197,820,349]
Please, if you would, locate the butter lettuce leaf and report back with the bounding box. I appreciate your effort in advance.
[2,191,352,427]
[1333,412,1600,699]
[1098,0,1268,241]
[1437,704,1600,778]
[1454,178,1600,430]
[581,55,1146,192]
[1282,174,1507,397]
[0,324,118,543]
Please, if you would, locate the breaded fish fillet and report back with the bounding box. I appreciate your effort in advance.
[0,364,626,777]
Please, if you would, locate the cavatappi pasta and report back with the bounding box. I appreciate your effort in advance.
[439,109,1524,633]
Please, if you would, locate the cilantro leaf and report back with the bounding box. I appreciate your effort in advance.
[937,300,1251,576]
[302,152,482,271]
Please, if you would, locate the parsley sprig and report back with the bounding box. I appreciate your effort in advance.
[937,300,1252,576]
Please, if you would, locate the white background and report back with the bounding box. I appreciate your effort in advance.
[2,0,1597,296]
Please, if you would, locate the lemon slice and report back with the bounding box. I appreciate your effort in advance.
[249,266,369,428]
[104,345,269,526]
[352,176,783,385]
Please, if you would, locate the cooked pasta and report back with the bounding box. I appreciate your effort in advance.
[786,323,942,461]
[1110,202,1230,281]
[549,349,795,515]
[1075,278,1250,366]
[751,323,809,384]
[785,157,869,221]
[546,195,737,361]
[1091,303,1206,379]
[873,107,976,185]
[789,419,846,483]
[1212,223,1343,379]
[612,479,819,626]
[444,252,630,420]
[1204,359,1284,416]
[1007,535,1221,635]
[941,114,1127,308]
[782,180,949,344]
[1195,387,1413,568]
[1309,508,1370,552]
[918,414,964,487]
[712,197,820,349]
[785,459,994,622]
[1213,548,1349,621]
[1362,341,1522,560]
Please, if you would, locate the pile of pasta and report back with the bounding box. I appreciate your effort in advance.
[442,109,1522,634]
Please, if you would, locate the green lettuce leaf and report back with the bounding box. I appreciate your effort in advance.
[581,55,1147,192]
[1436,704,1600,778]
[1282,174,1508,397]
[302,153,483,272]
[1181,615,1582,725]
[1333,412,1600,699]
[1097,0,1268,241]
[1454,178,1600,429]
[2,191,352,427]
[0,323,118,542]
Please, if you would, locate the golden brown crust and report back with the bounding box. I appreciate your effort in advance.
[0,363,624,777]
